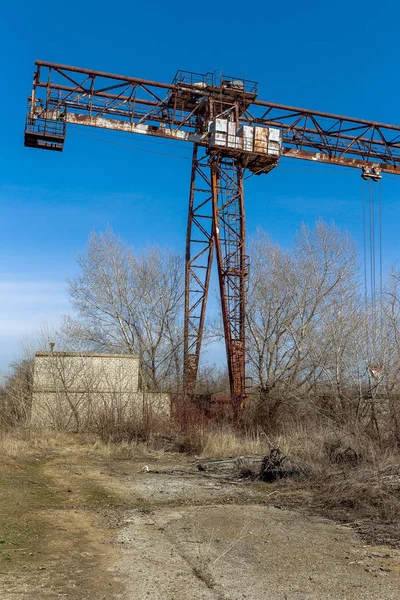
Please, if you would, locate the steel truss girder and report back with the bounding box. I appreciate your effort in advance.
[184,149,248,419]
[26,61,400,175]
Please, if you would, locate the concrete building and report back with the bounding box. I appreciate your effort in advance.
[32,351,170,429]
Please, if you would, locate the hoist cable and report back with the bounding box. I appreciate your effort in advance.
[379,181,383,302]
[368,181,375,312]
[363,178,385,347]
[373,182,376,309]
[362,179,368,308]
[379,180,383,338]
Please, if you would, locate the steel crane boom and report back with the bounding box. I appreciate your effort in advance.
[24,61,400,421]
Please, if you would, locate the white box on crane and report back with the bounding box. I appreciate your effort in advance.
[209,120,243,149]
[237,125,254,152]
[210,132,227,147]
[254,127,268,153]
[267,128,281,156]
[269,128,281,142]
[267,140,280,155]
[209,118,228,133]
[227,122,241,148]
[267,145,280,156]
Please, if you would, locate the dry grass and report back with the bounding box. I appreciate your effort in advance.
[0,427,98,456]
[2,417,400,541]
[0,426,168,465]
[0,429,31,457]
[177,425,268,458]
[199,427,268,458]
[0,427,78,459]
[315,449,400,522]
[182,422,400,529]
[246,424,400,526]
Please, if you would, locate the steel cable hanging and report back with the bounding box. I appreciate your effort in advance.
[379,180,383,340]
[370,181,376,312]
[362,180,368,309]
[362,178,384,357]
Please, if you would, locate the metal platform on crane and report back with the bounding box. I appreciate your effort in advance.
[168,70,258,112]
[208,145,279,175]
[24,116,66,151]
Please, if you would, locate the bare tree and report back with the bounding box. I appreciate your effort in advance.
[0,357,34,428]
[246,221,360,422]
[62,229,185,391]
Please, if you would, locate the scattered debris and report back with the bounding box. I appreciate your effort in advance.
[260,447,309,482]
[196,450,309,483]
[197,455,263,478]
[235,456,260,480]
[140,465,149,473]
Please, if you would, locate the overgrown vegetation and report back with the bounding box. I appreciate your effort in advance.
[2,221,400,544]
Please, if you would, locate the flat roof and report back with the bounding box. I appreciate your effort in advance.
[35,351,139,359]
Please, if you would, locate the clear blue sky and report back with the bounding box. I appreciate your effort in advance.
[1,0,400,375]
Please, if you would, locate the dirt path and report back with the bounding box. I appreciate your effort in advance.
[1,441,400,599]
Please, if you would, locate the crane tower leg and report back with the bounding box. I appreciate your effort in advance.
[184,149,248,422]
[183,145,214,392]
[211,155,248,422]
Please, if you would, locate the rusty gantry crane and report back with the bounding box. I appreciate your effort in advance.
[24,61,400,421]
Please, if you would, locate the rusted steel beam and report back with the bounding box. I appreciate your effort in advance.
[253,99,400,133]
[35,81,159,106]
[62,113,207,143]
[282,148,400,175]
[35,61,177,91]
[251,118,400,152]
[63,111,400,172]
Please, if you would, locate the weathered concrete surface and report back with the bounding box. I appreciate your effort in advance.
[1,443,399,600]
[114,469,400,600]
